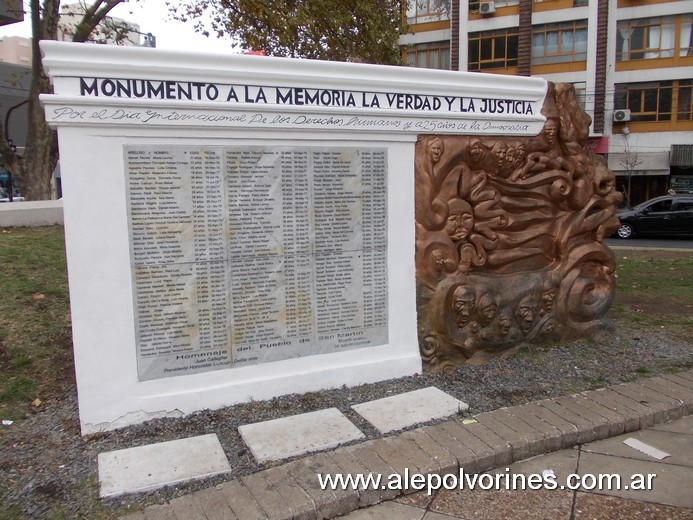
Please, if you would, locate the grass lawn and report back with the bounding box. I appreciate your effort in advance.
[0,226,73,421]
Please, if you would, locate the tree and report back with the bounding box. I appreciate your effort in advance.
[169,0,408,65]
[0,0,129,200]
[618,129,643,208]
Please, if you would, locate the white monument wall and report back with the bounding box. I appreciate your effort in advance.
[40,42,547,434]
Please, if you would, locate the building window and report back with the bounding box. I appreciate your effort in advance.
[533,0,588,5]
[678,80,692,121]
[406,41,450,70]
[617,16,678,61]
[415,0,445,17]
[532,20,588,65]
[681,15,693,57]
[572,82,586,110]
[615,81,674,122]
[468,29,519,70]
[408,0,449,23]
[469,0,519,11]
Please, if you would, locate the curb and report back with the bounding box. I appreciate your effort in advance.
[121,370,693,520]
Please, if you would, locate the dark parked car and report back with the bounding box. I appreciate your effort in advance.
[615,194,693,239]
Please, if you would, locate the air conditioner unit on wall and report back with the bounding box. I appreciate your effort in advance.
[479,1,496,15]
[613,109,631,122]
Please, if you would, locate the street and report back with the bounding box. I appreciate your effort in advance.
[606,237,693,251]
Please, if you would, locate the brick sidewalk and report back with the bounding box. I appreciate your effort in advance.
[121,371,693,520]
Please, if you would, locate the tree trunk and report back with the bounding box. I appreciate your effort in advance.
[22,0,60,200]
[23,77,56,200]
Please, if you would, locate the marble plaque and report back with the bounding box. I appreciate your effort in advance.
[125,146,388,381]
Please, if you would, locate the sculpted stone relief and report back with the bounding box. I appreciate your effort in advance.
[415,83,622,371]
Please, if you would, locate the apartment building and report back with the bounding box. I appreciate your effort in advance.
[0,34,31,65]
[58,2,155,47]
[400,0,693,205]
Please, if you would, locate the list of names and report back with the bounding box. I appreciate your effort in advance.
[125,145,388,380]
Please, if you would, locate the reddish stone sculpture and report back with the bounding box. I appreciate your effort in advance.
[415,83,622,371]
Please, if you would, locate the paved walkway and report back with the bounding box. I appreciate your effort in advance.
[121,370,693,520]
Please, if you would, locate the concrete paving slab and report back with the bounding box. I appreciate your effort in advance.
[663,373,693,391]
[517,402,579,449]
[640,378,693,415]
[421,424,481,474]
[282,459,344,519]
[169,495,207,520]
[490,408,548,458]
[610,384,670,424]
[351,387,468,434]
[327,448,382,508]
[394,490,435,510]
[392,434,443,476]
[449,420,513,468]
[591,387,656,429]
[538,400,597,444]
[573,492,693,520]
[670,369,693,383]
[191,486,239,520]
[651,415,693,435]
[339,500,425,519]
[265,464,318,520]
[621,383,683,421]
[240,472,293,520]
[582,428,693,467]
[217,480,268,520]
[504,405,564,453]
[580,390,640,433]
[127,372,693,520]
[400,428,458,476]
[143,503,176,520]
[489,449,580,488]
[238,408,364,463]
[474,412,531,462]
[304,453,361,517]
[577,451,693,508]
[429,487,573,520]
[98,434,231,498]
[572,394,626,437]
[553,396,611,440]
[368,437,422,481]
[343,443,400,502]
[119,513,146,520]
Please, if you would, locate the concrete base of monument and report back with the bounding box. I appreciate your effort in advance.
[98,434,231,498]
[79,351,422,435]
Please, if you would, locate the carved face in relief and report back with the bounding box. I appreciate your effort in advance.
[429,138,444,164]
[468,139,486,164]
[541,317,557,336]
[541,280,558,312]
[430,249,446,272]
[543,119,559,147]
[478,294,498,326]
[498,312,513,336]
[508,143,526,170]
[445,199,474,242]
[516,295,537,333]
[492,142,508,169]
[452,285,476,328]
[445,212,474,241]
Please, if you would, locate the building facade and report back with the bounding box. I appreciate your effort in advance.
[0,35,31,65]
[400,0,693,205]
[58,2,155,47]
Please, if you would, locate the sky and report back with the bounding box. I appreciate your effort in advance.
[0,0,238,54]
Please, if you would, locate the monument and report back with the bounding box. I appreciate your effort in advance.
[415,83,622,371]
[40,42,612,434]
